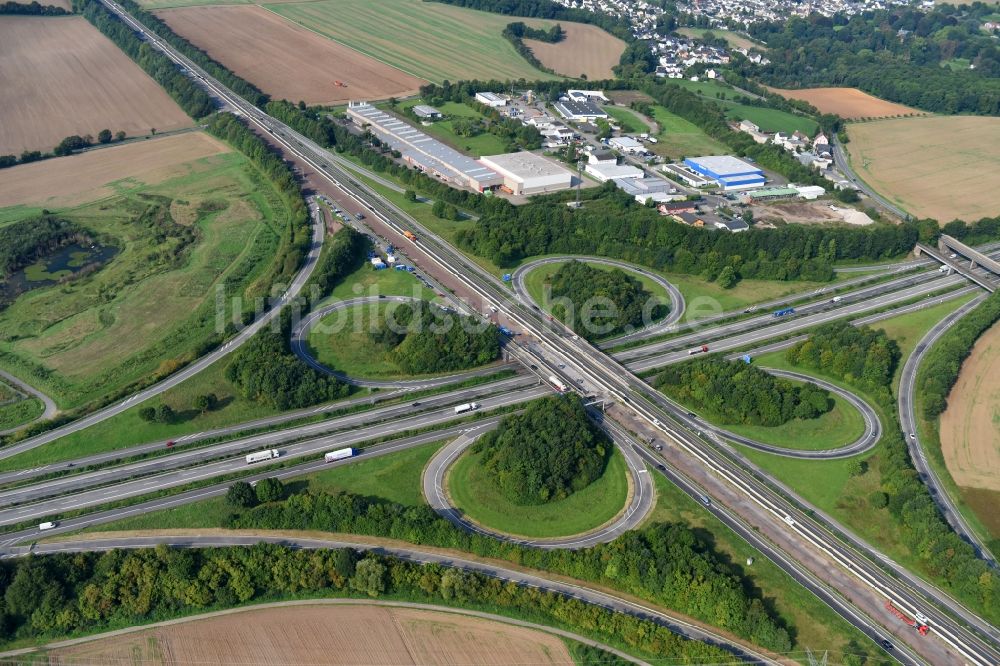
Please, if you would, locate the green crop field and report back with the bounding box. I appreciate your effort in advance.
[648,104,729,159]
[448,446,629,538]
[267,0,561,83]
[0,149,289,411]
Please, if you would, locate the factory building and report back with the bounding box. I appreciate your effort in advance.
[475,92,508,107]
[346,102,502,192]
[479,152,574,195]
[683,155,765,191]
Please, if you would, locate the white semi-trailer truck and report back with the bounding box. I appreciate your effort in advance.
[324,448,355,462]
[245,449,280,464]
[454,402,479,414]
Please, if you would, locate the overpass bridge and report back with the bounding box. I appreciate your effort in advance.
[914,242,997,293]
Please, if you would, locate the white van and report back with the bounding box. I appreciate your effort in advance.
[38,521,57,531]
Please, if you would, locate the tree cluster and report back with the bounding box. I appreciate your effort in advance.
[309,227,368,301]
[230,489,791,651]
[0,131,129,170]
[425,0,631,41]
[744,8,1000,115]
[0,545,729,663]
[0,217,85,278]
[655,358,832,426]
[547,260,666,340]
[0,1,68,15]
[457,183,918,281]
[369,301,500,375]
[472,395,610,504]
[77,0,215,119]
[785,322,900,402]
[920,290,1000,420]
[225,311,349,411]
[501,22,565,76]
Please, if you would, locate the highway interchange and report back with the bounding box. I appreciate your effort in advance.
[0,2,998,663]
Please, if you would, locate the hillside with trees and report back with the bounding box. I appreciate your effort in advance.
[472,395,610,504]
[655,358,833,426]
[547,260,666,340]
[369,301,500,375]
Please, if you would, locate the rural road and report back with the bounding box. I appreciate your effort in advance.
[897,293,998,567]
[290,295,514,389]
[0,598,648,666]
[0,203,326,462]
[510,255,685,346]
[8,534,779,664]
[0,370,58,435]
[421,419,655,549]
[832,136,909,220]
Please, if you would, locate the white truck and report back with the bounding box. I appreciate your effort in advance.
[454,402,479,414]
[245,449,280,464]
[38,521,57,531]
[324,448,355,462]
[549,375,569,393]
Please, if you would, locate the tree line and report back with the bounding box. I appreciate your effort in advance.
[308,227,368,300]
[501,21,564,76]
[743,9,1000,115]
[114,0,269,107]
[77,0,214,119]
[456,183,917,281]
[785,322,1000,620]
[370,301,500,375]
[0,1,68,15]
[919,291,1000,420]
[547,260,667,340]
[655,358,833,426]
[473,395,610,504]
[425,0,632,41]
[1,129,129,169]
[230,490,792,651]
[785,322,900,402]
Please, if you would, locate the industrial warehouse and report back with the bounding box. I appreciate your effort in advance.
[681,155,765,190]
[346,102,502,192]
[479,152,574,195]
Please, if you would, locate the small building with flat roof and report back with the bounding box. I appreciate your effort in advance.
[475,91,508,107]
[479,152,573,195]
[412,104,442,119]
[585,162,643,182]
[608,136,645,154]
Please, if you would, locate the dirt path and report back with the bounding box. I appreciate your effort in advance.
[940,321,1000,491]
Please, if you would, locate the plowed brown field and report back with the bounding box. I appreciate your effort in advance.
[155,5,426,105]
[940,321,1000,492]
[0,132,230,210]
[524,23,625,80]
[0,16,192,155]
[43,604,575,665]
[766,87,921,119]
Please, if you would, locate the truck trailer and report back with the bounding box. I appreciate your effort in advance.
[454,402,479,414]
[324,448,355,462]
[549,375,569,393]
[245,449,280,464]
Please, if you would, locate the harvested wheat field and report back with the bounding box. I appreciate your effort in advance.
[41,604,575,665]
[524,23,625,80]
[0,16,191,155]
[846,116,1000,222]
[940,321,1000,492]
[0,132,230,210]
[155,5,426,105]
[766,87,921,119]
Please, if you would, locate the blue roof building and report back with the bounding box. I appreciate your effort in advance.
[683,155,765,191]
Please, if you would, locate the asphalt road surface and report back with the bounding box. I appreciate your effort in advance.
[0,370,58,436]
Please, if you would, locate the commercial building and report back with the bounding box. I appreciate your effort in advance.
[553,98,608,122]
[475,92,508,107]
[683,155,765,190]
[793,185,826,200]
[614,176,677,204]
[567,90,609,103]
[346,102,502,192]
[479,152,573,195]
[740,186,798,203]
[585,162,643,182]
[588,148,617,165]
[608,136,645,154]
[412,104,442,119]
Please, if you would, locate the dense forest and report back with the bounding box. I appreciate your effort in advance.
[370,301,500,375]
[920,291,1000,420]
[0,217,87,278]
[457,184,918,281]
[232,490,792,651]
[77,0,215,119]
[546,260,667,339]
[472,395,610,504]
[0,545,731,663]
[744,8,1000,115]
[785,323,899,402]
[655,358,832,426]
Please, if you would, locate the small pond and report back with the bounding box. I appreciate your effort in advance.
[0,242,119,307]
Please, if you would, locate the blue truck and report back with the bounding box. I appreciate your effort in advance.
[772,307,795,318]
